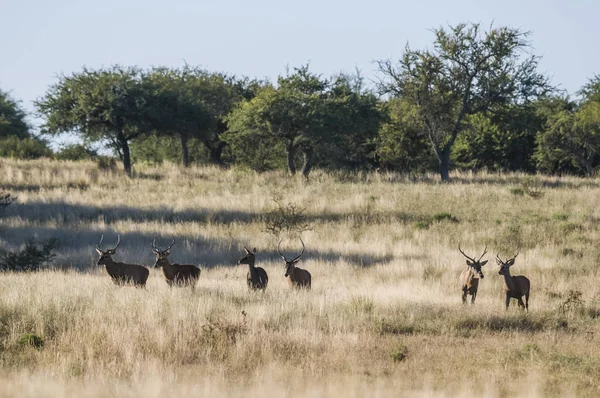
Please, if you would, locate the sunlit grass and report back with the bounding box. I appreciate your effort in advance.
[1,158,600,397]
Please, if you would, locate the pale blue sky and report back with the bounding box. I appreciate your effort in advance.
[1,0,599,143]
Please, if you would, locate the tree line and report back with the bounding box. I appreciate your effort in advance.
[3,22,600,181]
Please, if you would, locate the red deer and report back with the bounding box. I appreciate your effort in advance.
[278,237,311,289]
[152,236,201,288]
[496,252,530,312]
[238,247,268,291]
[96,235,149,288]
[458,244,488,304]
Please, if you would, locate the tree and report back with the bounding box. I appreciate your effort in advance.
[376,22,551,181]
[534,97,600,176]
[225,65,330,177]
[36,66,152,175]
[143,67,245,167]
[0,89,30,139]
[376,98,431,172]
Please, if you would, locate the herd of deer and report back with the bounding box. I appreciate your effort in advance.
[96,235,530,310]
[95,235,311,291]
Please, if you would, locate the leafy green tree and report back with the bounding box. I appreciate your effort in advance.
[376,22,551,181]
[55,143,97,161]
[534,99,600,175]
[143,67,254,167]
[0,89,30,139]
[376,98,431,172]
[225,65,331,177]
[36,66,152,175]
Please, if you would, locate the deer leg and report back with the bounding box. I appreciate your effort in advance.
[524,293,529,312]
[517,297,525,309]
[471,291,477,305]
[505,292,511,310]
[462,289,467,304]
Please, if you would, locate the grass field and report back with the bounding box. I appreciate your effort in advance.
[1,158,600,397]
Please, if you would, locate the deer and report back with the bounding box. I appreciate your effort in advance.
[96,235,149,288]
[458,244,488,304]
[496,252,530,312]
[237,247,268,291]
[278,237,311,289]
[152,236,201,288]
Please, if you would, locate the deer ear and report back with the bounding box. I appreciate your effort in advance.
[96,248,102,255]
[108,249,116,255]
[165,250,170,255]
[480,260,488,266]
[466,260,472,266]
[508,259,515,266]
[152,249,160,255]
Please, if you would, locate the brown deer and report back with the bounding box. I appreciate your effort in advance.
[238,247,268,290]
[458,244,488,304]
[96,235,149,287]
[278,237,311,289]
[496,252,530,312]
[152,236,201,288]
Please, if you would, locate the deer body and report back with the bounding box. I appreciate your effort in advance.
[496,253,530,311]
[458,244,487,304]
[152,236,200,288]
[96,235,149,288]
[286,266,311,289]
[238,247,268,291]
[279,238,311,290]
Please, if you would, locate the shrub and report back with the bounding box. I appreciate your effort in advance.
[0,191,15,213]
[264,195,312,236]
[0,238,59,272]
[55,144,97,161]
[0,136,53,159]
[390,344,408,362]
[18,333,44,349]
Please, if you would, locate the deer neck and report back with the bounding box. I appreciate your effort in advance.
[502,270,518,293]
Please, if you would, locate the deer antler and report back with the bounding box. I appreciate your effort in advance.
[277,238,288,262]
[291,237,305,262]
[111,235,121,251]
[152,235,157,251]
[458,243,476,262]
[97,235,104,250]
[165,237,175,252]
[478,245,488,261]
[495,252,504,263]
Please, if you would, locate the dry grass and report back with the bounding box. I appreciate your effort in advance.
[1,158,600,397]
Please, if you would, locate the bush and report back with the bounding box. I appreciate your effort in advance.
[264,196,312,236]
[0,238,59,272]
[0,191,15,213]
[18,333,44,349]
[55,144,97,161]
[0,136,53,159]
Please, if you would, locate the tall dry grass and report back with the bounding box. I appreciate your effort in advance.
[1,158,600,397]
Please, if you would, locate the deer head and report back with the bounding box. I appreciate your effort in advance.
[96,234,121,266]
[278,237,305,277]
[152,235,175,268]
[238,247,257,265]
[496,252,519,275]
[458,243,488,279]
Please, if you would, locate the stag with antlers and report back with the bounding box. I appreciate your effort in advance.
[96,235,149,287]
[496,252,530,312]
[152,236,201,288]
[238,247,268,291]
[278,237,311,289]
[458,244,488,304]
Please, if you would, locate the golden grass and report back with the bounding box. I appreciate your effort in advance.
[1,158,600,397]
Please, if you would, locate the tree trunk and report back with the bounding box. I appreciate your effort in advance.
[208,141,227,166]
[286,145,297,175]
[301,146,314,178]
[180,134,190,167]
[120,137,132,177]
[438,149,450,182]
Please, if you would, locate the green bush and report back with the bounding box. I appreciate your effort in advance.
[0,238,59,272]
[0,136,52,159]
[18,333,44,349]
[55,144,97,161]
